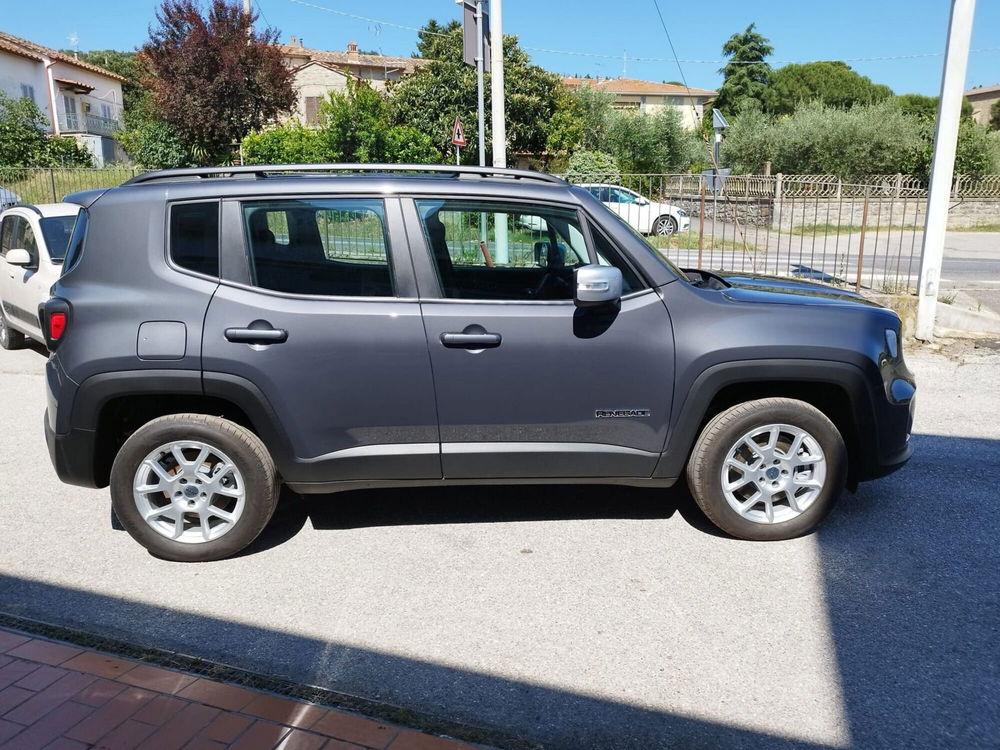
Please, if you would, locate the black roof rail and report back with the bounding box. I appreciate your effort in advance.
[9,203,43,216]
[123,163,566,186]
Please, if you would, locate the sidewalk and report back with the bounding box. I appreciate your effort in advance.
[0,627,479,750]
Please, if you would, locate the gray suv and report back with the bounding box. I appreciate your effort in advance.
[43,165,915,561]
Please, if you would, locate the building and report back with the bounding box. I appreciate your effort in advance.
[562,77,716,130]
[965,83,1000,126]
[278,38,425,126]
[0,30,126,166]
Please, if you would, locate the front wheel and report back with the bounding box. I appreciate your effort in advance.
[652,215,678,237]
[110,414,279,562]
[686,398,846,541]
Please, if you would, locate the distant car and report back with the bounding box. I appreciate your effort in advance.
[0,188,20,210]
[578,183,690,237]
[0,202,80,349]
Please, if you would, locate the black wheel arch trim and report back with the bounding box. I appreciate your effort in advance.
[654,358,881,480]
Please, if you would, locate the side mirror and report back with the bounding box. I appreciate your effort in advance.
[638,197,650,206]
[575,264,622,307]
[5,248,32,267]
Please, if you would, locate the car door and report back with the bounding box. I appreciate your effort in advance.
[406,196,675,479]
[201,195,440,485]
[0,213,45,339]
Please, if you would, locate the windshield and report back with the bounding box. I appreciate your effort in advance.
[39,215,78,262]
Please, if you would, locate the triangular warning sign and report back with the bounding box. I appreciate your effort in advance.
[451,117,467,147]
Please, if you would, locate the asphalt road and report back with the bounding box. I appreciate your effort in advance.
[0,342,998,749]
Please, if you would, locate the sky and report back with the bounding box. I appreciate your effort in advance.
[2,0,998,96]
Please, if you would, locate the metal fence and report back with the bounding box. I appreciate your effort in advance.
[3,167,998,295]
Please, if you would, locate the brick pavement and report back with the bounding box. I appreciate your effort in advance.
[0,628,479,750]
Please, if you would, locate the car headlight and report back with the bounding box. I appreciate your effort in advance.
[677,209,687,217]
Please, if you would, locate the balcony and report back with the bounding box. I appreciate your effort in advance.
[58,112,121,137]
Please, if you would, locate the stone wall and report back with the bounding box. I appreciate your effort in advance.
[664,195,774,227]
[771,198,1000,231]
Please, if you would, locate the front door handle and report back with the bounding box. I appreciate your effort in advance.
[225,326,287,344]
[440,332,501,349]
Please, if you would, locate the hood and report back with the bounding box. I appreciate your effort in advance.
[715,272,887,309]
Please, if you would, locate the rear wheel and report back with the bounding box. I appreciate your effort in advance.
[652,215,678,237]
[110,414,278,562]
[0,310,25,350]
[686,398,846,541]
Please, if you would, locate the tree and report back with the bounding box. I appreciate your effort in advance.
[767,61,892,114]
[565,151,620,183]
[714,23,773,116]
[606,108,699,174]
[391,19,564,162]
[896,93,973,120]
[116,94,192,169]
[320,78,438,163]
[0,92,91,170]
[63,50,145,113]
[991,99,1000,130]
[140,0,295,164]
[241,123,325,165]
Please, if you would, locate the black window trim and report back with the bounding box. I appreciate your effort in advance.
[165,199,222,282]
[580,213,653,293]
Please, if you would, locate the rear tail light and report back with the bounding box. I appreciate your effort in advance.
[49,312,67,341]
[41,298,71,351]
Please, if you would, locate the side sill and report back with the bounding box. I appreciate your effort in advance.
[286,476,678,495]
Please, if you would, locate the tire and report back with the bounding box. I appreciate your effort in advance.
[652,215,678,237]
[686,398,846,541]
[110,414,279,562]
[0,310,25,351]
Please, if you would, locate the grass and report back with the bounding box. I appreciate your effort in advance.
[646,234,761,253]
[782,223,921,236]
[947,223,1000,232]
[5,167,137,204]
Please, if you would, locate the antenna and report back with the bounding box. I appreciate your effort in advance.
[68,31,80,59]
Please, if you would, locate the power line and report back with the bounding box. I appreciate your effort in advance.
[288,0,1000,66]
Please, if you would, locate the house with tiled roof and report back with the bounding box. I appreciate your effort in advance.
[563,77,716,130]
[965,83,1000,127]
[278,37,426,126]
[0,30,126,165]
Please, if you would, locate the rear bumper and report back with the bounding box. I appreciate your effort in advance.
[44,413,100,489]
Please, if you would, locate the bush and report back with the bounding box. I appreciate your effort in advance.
[565,150,620,183]
[606,108,702,174]
[0,92,91,171]
[241,124,326,165]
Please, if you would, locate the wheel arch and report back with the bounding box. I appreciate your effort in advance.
[654,359,878,485]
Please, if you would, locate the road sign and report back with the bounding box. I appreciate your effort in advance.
[458,0,490,72]
[451,117,467,147]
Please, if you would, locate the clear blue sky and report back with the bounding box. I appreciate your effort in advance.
[4,0,998,96]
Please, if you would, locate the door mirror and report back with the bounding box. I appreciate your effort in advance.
[5,248,32,267]
[638,197,650,206]
[575,264,622,307]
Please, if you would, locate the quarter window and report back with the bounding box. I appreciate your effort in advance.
[415,200,589,301]
[169,202,220,277]
[242,199,393,297]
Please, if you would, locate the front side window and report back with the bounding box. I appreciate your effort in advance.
[170,202,220,277]
[242,198,392,297]
[415,200,589,301]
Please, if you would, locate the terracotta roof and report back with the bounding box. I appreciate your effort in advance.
[563,76,716,97]
[0,30,126,81]
[277,43,426,75]
[964,83,1000,98]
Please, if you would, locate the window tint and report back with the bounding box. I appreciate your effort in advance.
[62,209,88,273]
[589,225,645,295]
[242,199,392,297]
[19,221,37,258]
[416,200,589,301]
[170,202,219,277]
[40,216,76,261]
[0,216,16,257]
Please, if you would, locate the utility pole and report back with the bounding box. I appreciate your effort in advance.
[475,0,486,168]
[490,0,509,263]
[915,0,977,340]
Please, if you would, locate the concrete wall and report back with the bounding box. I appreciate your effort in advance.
[967,90,999,126]
[771,198,1000,230]
[49,59,124,127]
[0,51,52,128]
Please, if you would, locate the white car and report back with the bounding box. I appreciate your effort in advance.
[0,203,80,349]
[579,183,690,237]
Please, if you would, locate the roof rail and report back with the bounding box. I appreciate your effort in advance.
[10,203,43,216]
[123,163,566,186]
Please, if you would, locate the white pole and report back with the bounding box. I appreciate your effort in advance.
[475,0,486,168]
[490,0,509,263]
[915,0,977,341]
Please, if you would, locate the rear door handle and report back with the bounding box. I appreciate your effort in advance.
[225,327,288,344]
[440,332,501,349]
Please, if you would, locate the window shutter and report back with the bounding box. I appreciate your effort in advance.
[304,96,320,125]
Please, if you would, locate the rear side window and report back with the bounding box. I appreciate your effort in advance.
[170,202,219,277]
[40,216,77,261]
[241,198,393,297]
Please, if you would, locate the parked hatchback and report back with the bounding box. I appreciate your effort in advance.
[0,202,79,349]
[43,165,913,561]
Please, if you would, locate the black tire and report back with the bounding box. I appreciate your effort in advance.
[686,398,846,541]
[652,215,678,237]
[110,414,279,562]
[0,310,25,351]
